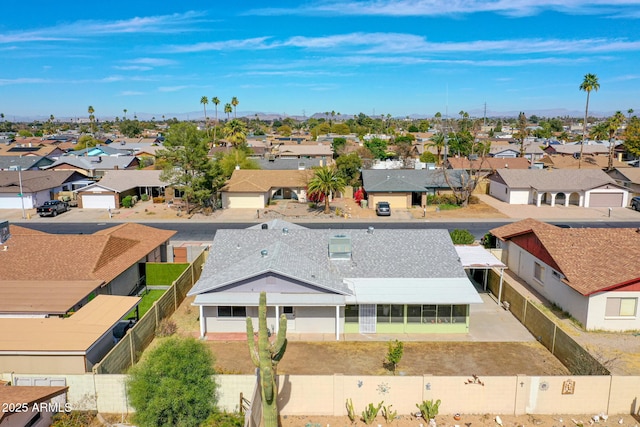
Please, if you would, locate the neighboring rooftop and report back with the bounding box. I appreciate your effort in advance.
[491,168,618,192]
[0,280,104,315]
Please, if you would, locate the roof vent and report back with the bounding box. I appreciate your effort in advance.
[329,235,352,260]
[282,228,289,235]
[260,249,268,258]
[261,223,268,230]
[367,226,374,234]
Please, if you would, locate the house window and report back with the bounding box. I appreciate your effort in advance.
[345,305,359,323]
[605,298,637,317]
[282,306,295,319]
[452,305,467,323]
[422,305,437,323]
[437,305,452,323]
[534,262,545,283]
[217,306,246,318]
[376,305,404,323]
[407,305,422,323]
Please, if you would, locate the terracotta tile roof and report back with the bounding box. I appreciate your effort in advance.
[221,169,313,192]
[0,223,175,284]
[0,386,68,420]
[491,219,640,295]
[0,280,103,315]
[0,295,140,352]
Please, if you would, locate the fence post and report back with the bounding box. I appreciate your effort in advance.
[154,301,159,330]
[129,331,135,368]
[551,324,557,355]
[174,284,178,311]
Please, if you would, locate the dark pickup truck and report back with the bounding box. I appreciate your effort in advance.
[37,200,69,217]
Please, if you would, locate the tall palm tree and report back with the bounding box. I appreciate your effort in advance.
[200,96,209,137]
[307,166,346,214]
[231,96,239,118]
[606,111,626,170]
[123,109,127,120]
[579,73,600,169]
[628,108,635,121]
[212,96,220,145]
[224,103,232,120]
[88,105,95,133]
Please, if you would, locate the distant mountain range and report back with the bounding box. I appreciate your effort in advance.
[4,108,616,123]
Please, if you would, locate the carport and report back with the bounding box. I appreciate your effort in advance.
[455,245,507,306]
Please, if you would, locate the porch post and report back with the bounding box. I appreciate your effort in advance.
[497,268,505,306]
[199,305,206,339]
[550,192,556,207]
[536,192,542,207]
[483,268,488,291]
[274,305,279,334]
[335,305,340,341]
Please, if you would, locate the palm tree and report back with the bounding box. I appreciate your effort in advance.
[224,103,232,120]
[88,105,95,133]
[212,96,220,145]
[590,122,608,141]
[606,111,626,170]
[307,166,346,214]
[428,133,446,165]
[224,118,247,147]
[200,96,209,137]
[628,108,635,121]
[579,73,600,168]
[123,109,127,120]
[231,96,239,118]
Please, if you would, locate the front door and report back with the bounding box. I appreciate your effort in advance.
[359,304,376,333]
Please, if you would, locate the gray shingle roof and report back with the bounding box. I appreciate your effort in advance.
[362,169,469,192]
[43,156,138,171]
[0,156,53,171]
[491,168,617,192]
[189,228,467,296]
[79,170,167,193]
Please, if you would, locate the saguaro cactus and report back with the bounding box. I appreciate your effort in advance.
[246,292,288,427]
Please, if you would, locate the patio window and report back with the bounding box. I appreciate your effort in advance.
[407,305,422,323]
[422,305,437,323]
[605,298,637,317]
[452,305,467,323]
[534,262,545,283]
[376,304,404,323]
[345,305,359,323]
[217,306,246,318]
[437,305,452,323]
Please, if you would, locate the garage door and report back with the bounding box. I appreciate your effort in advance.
[223,193,265,209]
[588,192,624,207]
[82,194,116,209]
[372,194,409,209]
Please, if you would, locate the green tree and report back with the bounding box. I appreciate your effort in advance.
[449,229,476,244]
[428,133,446,165]
[335,152,362,186]
[515,112,528,157]
[157,122,222,210]
[332,137,347,158]
[224,103,232,120]
[589,122,608,141]
[87,105,96,133]
[331,123,351,135]
[231,96,239,118]
[77,135,100,150]
[119,119,142,138]
[606,111,626,170]
[419,151,437,163]
[127,337,217,427]
[364,137,388,160]
[384,340,404,375]
[224,119,248,147]
[217,148,259,178]
[311,122,331,139]
[579,73,600,168]
[200,95,209,137]
[277,125,292,137]
[623,116,640,157]
[307,166,346,214]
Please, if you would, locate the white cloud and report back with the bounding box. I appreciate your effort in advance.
[249,0,640,18]
[119,91,145,96]
[166,37,272,53]
[158,86,189,92]
[0,78,49,86]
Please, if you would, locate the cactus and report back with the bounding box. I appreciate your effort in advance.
[346,398,356,423]
[361,401,384,425]
[247,292,288,427]
[416,399,441,420]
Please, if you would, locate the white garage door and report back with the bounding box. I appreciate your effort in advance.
[82,194,116,209]
[0,195,27,209]
[223,193,265,209]
[589,192,624,208]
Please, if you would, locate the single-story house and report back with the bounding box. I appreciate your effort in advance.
[0,385,69,426]
[43,155,140,179]
[0,156,54,171]
[255,158,325,170]
[543,143,613,156]
[446,157,531,173]
[274,144,333,161]
[488,168,629,208]
[75,169,168,209]
[490,219,640,331]
[539,154,630,170]
[0,295,140,374]
[361,169,469,209]
[64,144,133,157]
[187,222,482,339]
[607,167,640,196]
[220,169,312,209]
[2,223,176,297]
[0,170,88,209]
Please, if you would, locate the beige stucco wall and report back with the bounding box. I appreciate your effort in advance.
[0,355,87,374]
[369,193,411,209]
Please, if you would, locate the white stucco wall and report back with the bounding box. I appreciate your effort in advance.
[503,242,589,326]
[586,291,640,331]
[489,181,509,202]
[584,187,629,208]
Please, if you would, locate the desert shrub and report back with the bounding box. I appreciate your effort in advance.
[156,318,177,337]
[202,412,244,427]
[127,337,217,427]
[427,194,458,205]
[153,196,165,203]
[449,229,476,245]
[141,194,149,201]
[122,195,133,208]
[468,195,480,204]
[52,411,97,426]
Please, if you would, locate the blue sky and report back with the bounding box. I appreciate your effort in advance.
[2,0,640,120]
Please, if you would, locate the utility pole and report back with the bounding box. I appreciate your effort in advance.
[483,102,487,127]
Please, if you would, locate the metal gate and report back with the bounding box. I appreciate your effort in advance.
[359,304,376,333]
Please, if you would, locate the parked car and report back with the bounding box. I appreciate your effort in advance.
[375,201,391,216]
[632,196,640,211]
[36,200,69,217]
